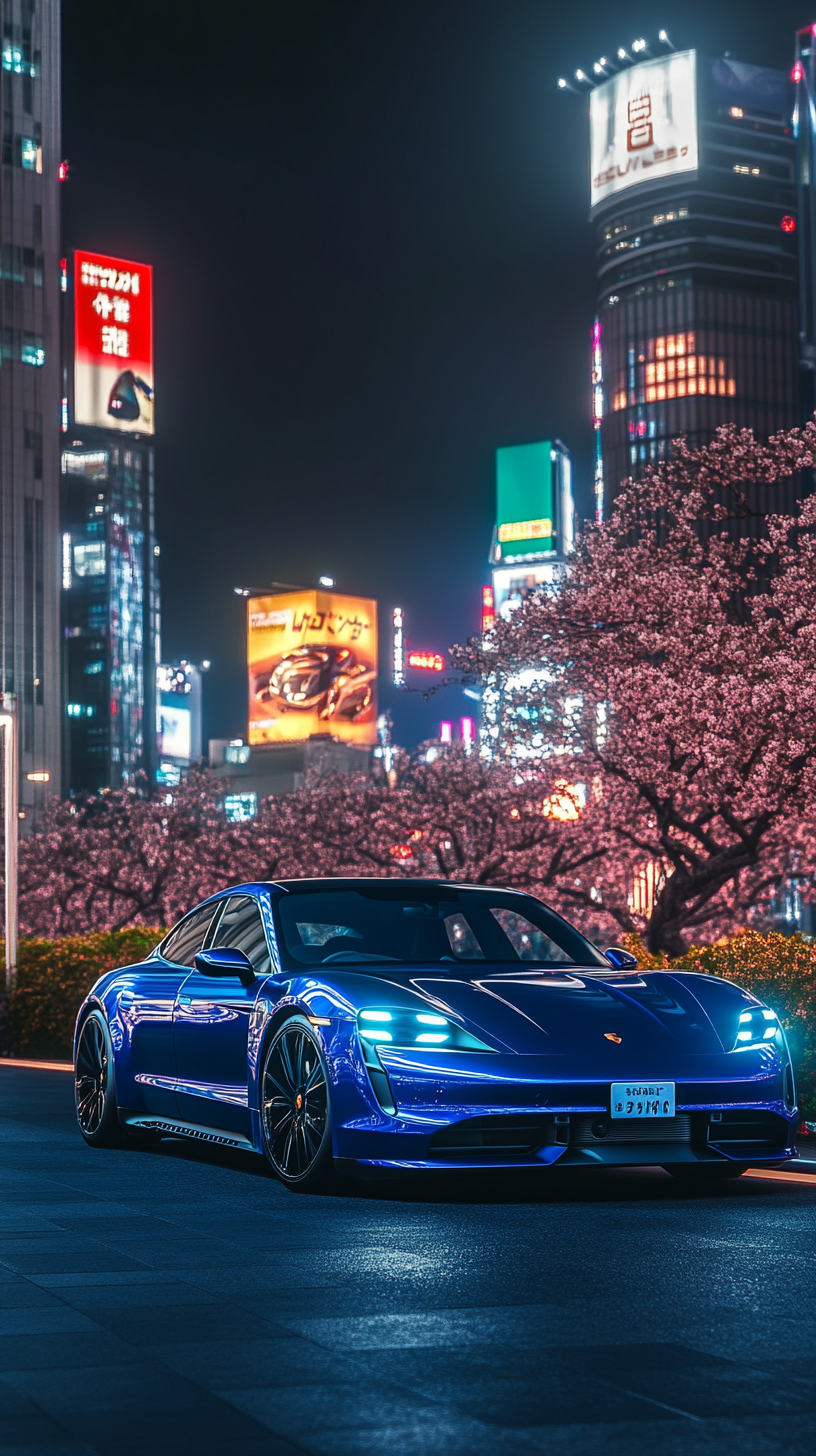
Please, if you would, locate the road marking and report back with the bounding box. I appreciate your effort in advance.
[0,1058,74,1072]
[744,1168,816,1186]
[605,1382,701,1421]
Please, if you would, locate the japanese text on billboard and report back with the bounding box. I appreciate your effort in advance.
[247,590,377,746]
[74,250,154,434]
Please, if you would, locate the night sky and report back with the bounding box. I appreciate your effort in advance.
[62,0,811,750]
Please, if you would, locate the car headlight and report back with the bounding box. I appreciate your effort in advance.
[734,1006,780,1049]
[357,1007,494,1052]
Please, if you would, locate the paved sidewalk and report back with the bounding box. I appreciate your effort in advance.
[0,1065,813,1456]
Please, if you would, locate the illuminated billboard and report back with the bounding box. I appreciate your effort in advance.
[590,51,698,208]
[248,590,377,746]
[496,442,554,562]
[159,705,192,761]
[74,250,154,434]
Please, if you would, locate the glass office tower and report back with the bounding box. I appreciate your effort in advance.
[590,51,799,515]
[0,0,62,817]
[60,247,159,795]
[61,440,159,793]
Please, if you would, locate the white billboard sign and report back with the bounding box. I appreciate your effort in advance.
[590,50,698,208]
[160,705,192,761]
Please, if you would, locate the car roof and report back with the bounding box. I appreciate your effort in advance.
[266,878,528,895]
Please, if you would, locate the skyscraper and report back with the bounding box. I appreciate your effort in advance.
[0,0,62,817]
[587,49,798,516]
[60,250,159,794]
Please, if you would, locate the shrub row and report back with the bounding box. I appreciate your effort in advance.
[0,928,164,1060]
[2,925,813,1116]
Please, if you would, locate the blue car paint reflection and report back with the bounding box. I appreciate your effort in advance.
[73,879,799,1175]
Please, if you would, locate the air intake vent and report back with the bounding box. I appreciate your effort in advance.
[707,1110,789,1151]
[428,1115,551,1156]
[571,1114,692,1146]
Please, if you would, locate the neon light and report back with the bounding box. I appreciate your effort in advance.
[407,651,445,672]
[497,518,552,544]
[360,1010,392,1021]
[439,721,452,744]
[392,607,405,686]
[781,215,796,233]
[481,585,495,632]
[416,1014,448,1025]
[461,717,475,752]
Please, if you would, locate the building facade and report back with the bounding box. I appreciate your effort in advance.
[591,52,799,515]
[60,247,158,795]
[60,439,159,793]
[482,438,576,764]
[0,0,62,817]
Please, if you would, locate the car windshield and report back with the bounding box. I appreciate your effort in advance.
[274,885,606,969]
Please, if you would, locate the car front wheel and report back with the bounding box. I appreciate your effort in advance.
[260,1017,334,1191]
[74,1010,122,1147]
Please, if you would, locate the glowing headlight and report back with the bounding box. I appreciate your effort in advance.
[357,1008,494,1051]
[734,1006,779,1049]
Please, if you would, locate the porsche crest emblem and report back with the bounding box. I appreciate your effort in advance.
[604,1033,622,1043]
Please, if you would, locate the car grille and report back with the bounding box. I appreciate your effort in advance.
[570,1114,692,1146]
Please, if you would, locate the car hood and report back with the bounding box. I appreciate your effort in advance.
[398,968,728,1055]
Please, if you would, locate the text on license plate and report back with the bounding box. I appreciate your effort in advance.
[610,1082,675,1118]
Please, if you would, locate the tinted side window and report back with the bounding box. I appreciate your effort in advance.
[211,895,271,974]
[161,904,218,967]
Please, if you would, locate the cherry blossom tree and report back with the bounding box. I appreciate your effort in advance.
[16,750,605,938]
[453,423,816,955]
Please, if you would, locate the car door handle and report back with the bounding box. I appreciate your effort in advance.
[178,995,191,1009]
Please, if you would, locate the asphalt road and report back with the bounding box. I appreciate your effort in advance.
[1,1066,813,1456]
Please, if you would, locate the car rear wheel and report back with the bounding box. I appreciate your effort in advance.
[74,1011,123,1148]
[662,1162,749,1181]
[260,1017,334,1191]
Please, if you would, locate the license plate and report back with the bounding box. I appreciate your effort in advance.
[611,1082,675,1118]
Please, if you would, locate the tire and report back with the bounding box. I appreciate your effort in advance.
[662,1162,749,1181]
[74,1010,123,1148]
[260,1016,334,1191]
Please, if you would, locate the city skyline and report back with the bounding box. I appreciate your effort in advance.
[61,0,809,750]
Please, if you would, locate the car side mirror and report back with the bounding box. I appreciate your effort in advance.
[604,946,638,970]
[194,948,256,986]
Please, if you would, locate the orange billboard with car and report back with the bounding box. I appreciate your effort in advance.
[247,590,377,745]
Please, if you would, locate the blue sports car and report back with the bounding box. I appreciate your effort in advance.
[73,878,798,1189]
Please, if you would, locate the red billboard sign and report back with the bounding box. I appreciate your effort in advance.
[407,651,445,672]
[74,250,154,434]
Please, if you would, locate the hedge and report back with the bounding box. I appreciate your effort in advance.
[1,925,813,1117]
[0,928,165,1060]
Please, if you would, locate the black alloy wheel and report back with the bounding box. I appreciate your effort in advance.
[662,1163,749,1181]
[74,1011,122,1147]
[261,1017,333,1190]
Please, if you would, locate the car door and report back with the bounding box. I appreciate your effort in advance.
[119,902,219,1116]
[173,894,271,1135]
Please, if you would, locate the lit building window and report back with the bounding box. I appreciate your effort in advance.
[21,333,44,366]
[72,541,106,578]
[224,792,258,823]
[612,332,736,409]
